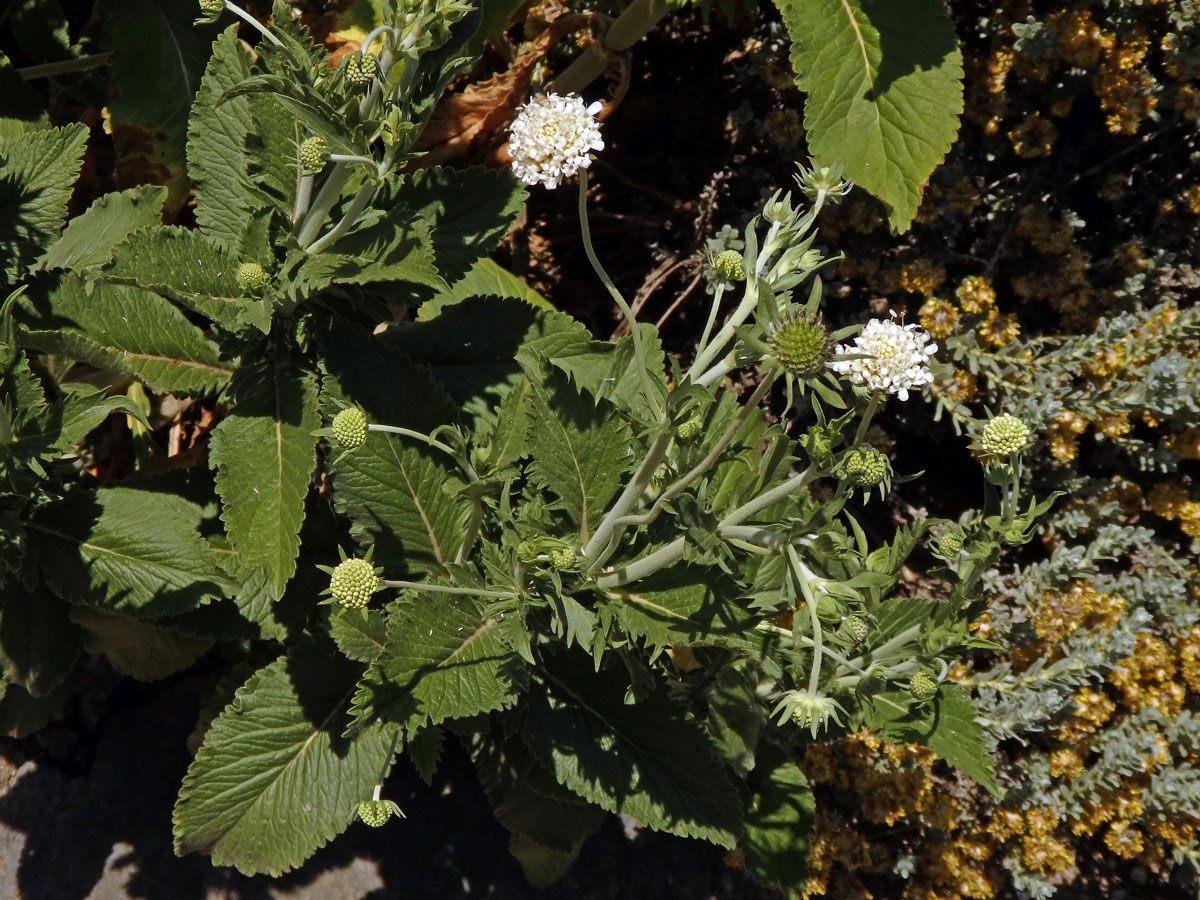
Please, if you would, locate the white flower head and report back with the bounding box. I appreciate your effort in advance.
[508,93,604,189]
[830,313,937,400]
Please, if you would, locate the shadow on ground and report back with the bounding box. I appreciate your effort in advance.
[0,670,781,900]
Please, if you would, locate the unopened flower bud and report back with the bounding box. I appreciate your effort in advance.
[843,447,889,488]
[332,408,368,450]
[298,136,329,173]
[937,531,964,557]
[711,250,744,283]
[769,312,834,379]
[909,672,938,701]
[236,261,266,292]
[329,557,380,609]
[676,415,704,441]
[979,414,1031,456]
[345,53,379,87]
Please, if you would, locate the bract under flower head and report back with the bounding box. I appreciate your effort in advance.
[830,314,937,400]
[508,93,604,189]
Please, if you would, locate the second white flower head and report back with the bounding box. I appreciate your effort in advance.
[830,314,937,401]
[508,93,604,189]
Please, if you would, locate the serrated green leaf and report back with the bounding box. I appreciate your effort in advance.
[390,166,527,283]
[606,565,777,663]
[470,728,604,887]
[407,724,444,785]
[861,683,999,795]
[0,580,80,697]
[188,27,276,248]
[320,323,471,573]
[222,75,360,159]
[523,363,632,537]
[330,607,388,663]
[173,639,399,875]
[523,650,743,847]
[40,185,167,271]
[779,0,963,230]
[384,296,590,432]
[70,607,212,681]
[210,360,319,599]
[740,743,816,891]
[103,0,218,208]
[0,123,87,279]
[350,593,525,729]
[29,485,235,618]
[101,226,270,332]
[426,258,551,312]
[0,676,72,738]
[17,277,232,394]
[39,389,149,456]
[293,213,443,294]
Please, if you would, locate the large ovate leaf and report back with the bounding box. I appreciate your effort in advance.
[40,185,167,271]
[0,581,81,697]
[523,650,743,847]
[429,258,550,311]
[210,359,319,600]
[187,27,275,249]
[173,639,399,876]
[294,214,442,294]
[521,361,632,538]
[70,607,211,681]
[779,0,963,231]
[103,0,218,208]
[0,123,88,279]
[349,593,525,729]
[29,485,235,618]
[390,166,527,283]
[862,683,999,795]
[17,277,232,394]
[606,565,778,665]
[321,323,472,573]
[470,729,605,888]
[740,743,816,891]
[102,226,270,332]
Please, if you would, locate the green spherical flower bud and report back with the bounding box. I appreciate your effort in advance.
[769,312,834,379]
[549,545,577,570]
[198,0,224,15]
[332,408,368,450]
[801,427,833,465]
[236,261,266,292]
[516,540,540,564]
[843,447,889,488]
[979,414,1031,456]
[712,249,744,283]
[345,53,379,87]
[843,615,869,645]
[816,595,843,625]
[329,557,379,609]
[909,672,938,702]
[676,415,703,441]
[357,799,395,827]
[937,531,964,557]
[298,136,330,173]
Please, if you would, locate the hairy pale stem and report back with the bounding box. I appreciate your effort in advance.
[372,728,402,801]
[852,391,882,447]
[577,172,662,418]
[222,1,286,49]
[595,525,776,588]
[790,546,825,696]
[582,430,673,569]
[718,463,818,528]
[381,580,517,599]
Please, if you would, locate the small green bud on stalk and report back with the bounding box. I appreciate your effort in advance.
[236,261,266,292]
[298,136,330,173]
[329,557,380,609]
[676,415,703,441]
[769,312,834,379]
[843,447,889,488]
[909,672,938,701]
[842,615,869,645]
[979,414,1031,456]
[937,531,964,557]
[332,408,368,450]
[198,0,224,17]
[356,799,402,826]
[712,250,744,283]
[344,53,379,87]
[549,546,577,570]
